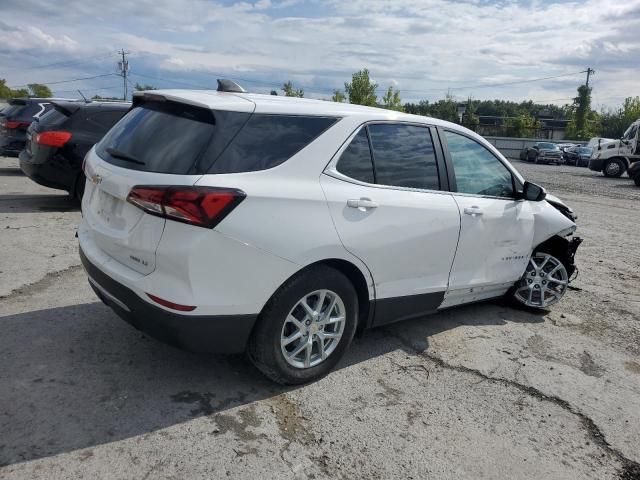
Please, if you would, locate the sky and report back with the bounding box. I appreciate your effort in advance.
[0,0,638,109]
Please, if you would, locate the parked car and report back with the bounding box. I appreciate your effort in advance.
[523,142,564,164]
[629,161,640,186]
[0,98,74,157]
[79,83,582,385]
[564,146,593,167]
[19,100,130,199]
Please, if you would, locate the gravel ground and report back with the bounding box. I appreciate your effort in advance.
[1,156,639,480]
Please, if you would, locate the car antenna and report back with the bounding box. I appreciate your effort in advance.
[217,79,246,93]
[77,89,89,103]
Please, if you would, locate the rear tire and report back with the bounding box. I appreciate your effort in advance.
[247,265,358,385]
[634,173,640,187]
[603,159,625,178]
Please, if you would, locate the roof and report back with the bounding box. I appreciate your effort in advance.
[134,89,457,127]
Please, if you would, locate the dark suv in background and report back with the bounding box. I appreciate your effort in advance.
[19,100,130,199]
[0,98,74,156]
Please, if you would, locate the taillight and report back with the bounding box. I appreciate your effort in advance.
[127,186,246,228]
[4,120,30,130]
[35,131,72,148]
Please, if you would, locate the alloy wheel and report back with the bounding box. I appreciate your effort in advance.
[514,253,568,308]
[280,290,346,369]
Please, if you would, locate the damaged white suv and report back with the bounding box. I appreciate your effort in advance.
[79,81,582,384]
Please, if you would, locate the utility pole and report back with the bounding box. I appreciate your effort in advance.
[585,67,594,88]
[117,49,130,101]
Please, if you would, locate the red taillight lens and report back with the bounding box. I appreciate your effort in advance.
[4,120,30,130]
[146,293,196,312]
[35,131,72,148]
[127,186,246,228]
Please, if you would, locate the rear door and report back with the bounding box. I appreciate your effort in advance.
[321,123,461,325]
[83,99,251,275]
[440,129,535,307]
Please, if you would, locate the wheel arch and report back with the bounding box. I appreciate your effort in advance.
[258,257,374,333]
[533,234,582,278]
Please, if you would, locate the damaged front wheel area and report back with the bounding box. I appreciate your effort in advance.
[512,252,569,309]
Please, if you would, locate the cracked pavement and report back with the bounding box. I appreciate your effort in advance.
[1,156,639,479]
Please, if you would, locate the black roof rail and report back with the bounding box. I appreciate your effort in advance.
[217,79,246,93]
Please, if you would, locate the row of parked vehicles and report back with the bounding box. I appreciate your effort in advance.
[517,121,640,185]
[0,97,130,198]
[1,84,586,384]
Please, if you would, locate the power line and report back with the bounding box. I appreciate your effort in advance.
[23,52,118,71]
[9,73,117,89]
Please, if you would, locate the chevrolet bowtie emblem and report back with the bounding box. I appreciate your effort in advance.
[90,174,102,185]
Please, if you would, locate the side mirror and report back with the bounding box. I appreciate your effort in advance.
[522,181,546,202]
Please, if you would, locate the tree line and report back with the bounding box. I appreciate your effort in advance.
[4,71,638,140]
[0,79,52,99]
[280,69,639,140]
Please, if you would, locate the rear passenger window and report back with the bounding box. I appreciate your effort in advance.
[368,124,439,190]
[336,128,374,183]
[210,115,338,174]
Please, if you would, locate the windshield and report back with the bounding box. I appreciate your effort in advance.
[538,142,557,150]
[622,124,638,141]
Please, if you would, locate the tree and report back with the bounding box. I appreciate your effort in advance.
[505,114,541,137]
[565,84,596,140]
[331,89,345,103]
[599,96,640,138]
[345,69,377,106]
[461,97,479,131]
[430,94,458,123]
[282,81,304,97]
[134,83,156,91]
[382,86,403,111]
[0,79,11,99]
[28,83,52,97]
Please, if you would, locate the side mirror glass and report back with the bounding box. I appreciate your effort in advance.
[522,181,546,202]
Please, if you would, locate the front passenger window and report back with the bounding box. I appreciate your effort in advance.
[444,131,514,198]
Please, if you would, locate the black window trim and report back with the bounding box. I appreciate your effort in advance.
[438,126,524,200]
[326,120,451,194]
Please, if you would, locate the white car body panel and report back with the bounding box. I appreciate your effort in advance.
[79,89,578,325]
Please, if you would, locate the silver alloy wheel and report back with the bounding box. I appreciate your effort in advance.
[514,253,568,308]
[605,161,622,176]
[280,289,346,369]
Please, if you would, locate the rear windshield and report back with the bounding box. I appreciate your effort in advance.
[96,101,235,174]
[34,108,69,129]
[96,101,338,174]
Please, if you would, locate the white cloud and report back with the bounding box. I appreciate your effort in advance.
[0,0,638,107]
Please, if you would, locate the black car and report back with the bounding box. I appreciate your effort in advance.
[564,146,593,167]
[19,100,130,199]
[0,98,74,156]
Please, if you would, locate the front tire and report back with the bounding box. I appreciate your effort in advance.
[247,265,358,385]
[603,159,625,178]
[633,173,640,187]
[510,252,568,310]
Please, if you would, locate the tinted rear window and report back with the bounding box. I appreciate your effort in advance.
[336,128,375,183]
[35,108,69,129]
[96,101,246,174]
[368,124,439,190]
[209,114,338,174]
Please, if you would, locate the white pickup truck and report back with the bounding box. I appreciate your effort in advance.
[588,119,640,177]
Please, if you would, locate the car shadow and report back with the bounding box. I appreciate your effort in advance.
[0,300,544,467]
[0,194,79,213]
[0,168,24,176]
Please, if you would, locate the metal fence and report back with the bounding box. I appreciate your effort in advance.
[483,136,583,160]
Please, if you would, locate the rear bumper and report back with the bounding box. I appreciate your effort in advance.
[80,247,257,354]
[19,150,76,192]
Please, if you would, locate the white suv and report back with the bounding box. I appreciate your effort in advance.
[79,83,582,384]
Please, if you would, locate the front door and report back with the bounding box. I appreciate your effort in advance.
[321,123,461,325]
[440,129,535,307]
